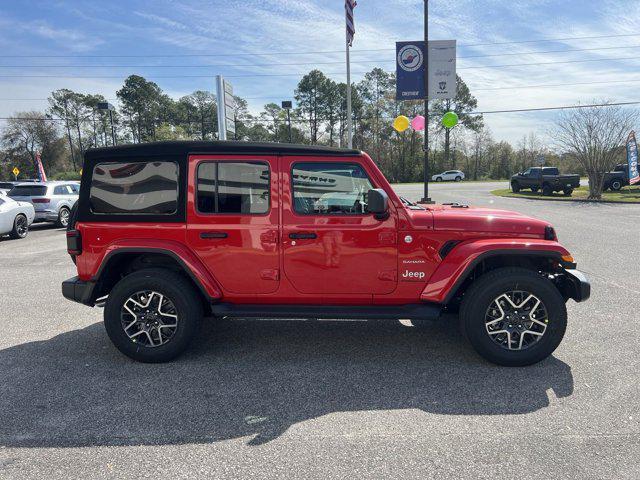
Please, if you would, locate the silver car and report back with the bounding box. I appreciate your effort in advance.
[0,194,35,239]
[8,181,79,227]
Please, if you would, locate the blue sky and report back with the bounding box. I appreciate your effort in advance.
[0,0,639,143]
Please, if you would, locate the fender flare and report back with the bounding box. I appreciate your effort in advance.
[421,239,570,304]
[91,242,223,301]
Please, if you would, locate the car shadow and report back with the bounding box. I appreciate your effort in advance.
[0,317,573,448]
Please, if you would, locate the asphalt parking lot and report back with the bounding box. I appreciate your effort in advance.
[1,181,639,479]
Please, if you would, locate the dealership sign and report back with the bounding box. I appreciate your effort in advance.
[396,40,456,101]
[627,131,639,185]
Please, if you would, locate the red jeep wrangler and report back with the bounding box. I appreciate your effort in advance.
[62,141,589,366]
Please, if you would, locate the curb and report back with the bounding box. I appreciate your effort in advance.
[490,190,640,205]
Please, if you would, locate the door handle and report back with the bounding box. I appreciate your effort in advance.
[200,231,228,239]
[289,232,317,240]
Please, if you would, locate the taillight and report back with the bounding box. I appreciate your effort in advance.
[66,230,82,255]
[32,198,50,203]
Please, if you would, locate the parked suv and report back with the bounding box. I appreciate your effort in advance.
[62,141,589,366]
[511,167,580,196]
[8,181,79,227]
[432,170,464,182]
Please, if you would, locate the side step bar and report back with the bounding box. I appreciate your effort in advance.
[210,303,442,321]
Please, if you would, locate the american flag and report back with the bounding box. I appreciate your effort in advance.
[35,152,47,182]
[345,0,357,46]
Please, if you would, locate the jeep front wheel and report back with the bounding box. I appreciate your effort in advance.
[104,269,203,363]
[460,267,567,366]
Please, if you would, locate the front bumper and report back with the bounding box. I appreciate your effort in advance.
[62,276,96,306]
[560,269,590,302]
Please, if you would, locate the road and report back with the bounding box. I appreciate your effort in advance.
[0,181,638,479]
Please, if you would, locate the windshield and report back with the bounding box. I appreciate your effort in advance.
[8,185,47,197]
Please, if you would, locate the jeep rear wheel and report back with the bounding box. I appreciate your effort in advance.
[610,179,622,191]
[460,267,567,366]
[104,269,203,363]
[511,181,520,193]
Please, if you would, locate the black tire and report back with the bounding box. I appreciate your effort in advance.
[610,179,622,191]
[530,186,539,193]
[542,184,553,196]
[104,268,203,363]
[459,267,567,367]
[455,176,462,182]
[56,206,70,228]
[9,214,28,239]
[435,177,443,182]
[563,187,573,196]
[511,181,520,193]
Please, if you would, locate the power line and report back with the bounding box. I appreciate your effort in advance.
[1,32,639,58]
[1,45,639,69]
[2,100,638,123]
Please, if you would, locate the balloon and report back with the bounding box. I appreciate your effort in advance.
[393,115,410,132]
[442,111,459,129]
[411,115,425,131]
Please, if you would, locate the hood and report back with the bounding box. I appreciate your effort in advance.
[429,205,550,237]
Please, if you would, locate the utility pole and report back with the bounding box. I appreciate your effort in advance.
[420,0,433,203]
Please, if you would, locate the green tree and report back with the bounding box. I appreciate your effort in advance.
[116,75,165,143]
[295,70,330,144]
[432,75,483,169]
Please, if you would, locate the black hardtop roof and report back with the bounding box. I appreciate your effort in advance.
[85,141,362,160]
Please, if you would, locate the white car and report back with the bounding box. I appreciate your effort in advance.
[432,170,465,182]
[0,195,35,239]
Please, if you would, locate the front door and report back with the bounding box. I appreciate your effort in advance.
[281,157,398,297]
[186,155,279,295]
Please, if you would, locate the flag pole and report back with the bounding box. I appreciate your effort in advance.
[345,5,353,148]
[420,0,433,203]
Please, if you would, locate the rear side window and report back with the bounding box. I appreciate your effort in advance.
[197,162,270,214]
[90,161,178,214]
[54,185,73,195]
[292,162,373,215]
[8,185,47,197]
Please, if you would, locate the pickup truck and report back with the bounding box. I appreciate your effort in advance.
[603,164,629,191]
[511,167,581,196]
[62,141,589,367]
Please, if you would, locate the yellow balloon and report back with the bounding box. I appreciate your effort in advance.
[393,115,410,132]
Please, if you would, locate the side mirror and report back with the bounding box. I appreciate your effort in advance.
[367,188,389,219]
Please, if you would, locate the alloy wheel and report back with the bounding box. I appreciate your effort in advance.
[484,290,548,351]
[120,290,179,347]
[15,215,28,237]
[59,208,70,227]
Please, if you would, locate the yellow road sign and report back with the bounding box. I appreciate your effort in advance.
[12,166,19,177]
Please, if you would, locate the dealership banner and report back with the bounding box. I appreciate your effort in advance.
[396,40,456,101]
[627,131,639,185]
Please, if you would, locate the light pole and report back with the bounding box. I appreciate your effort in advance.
[97,102,116,146]
[282,101,293,143]
[420,0,433,204]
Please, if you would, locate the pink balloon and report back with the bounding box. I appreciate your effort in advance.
[411,115,425,131]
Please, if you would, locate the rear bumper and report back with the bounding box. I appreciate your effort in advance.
[561,269,590,303]
[62,276,96,306]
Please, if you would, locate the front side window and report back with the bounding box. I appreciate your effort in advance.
[197,162,270,214]
[54,185,71,195]
[90,161,178,214]
[292,162,373,215]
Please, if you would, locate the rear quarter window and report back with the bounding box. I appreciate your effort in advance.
[89,161,179,214]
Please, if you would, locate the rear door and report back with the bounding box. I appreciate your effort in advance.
[186,155,280,295]
[281,156,398,297]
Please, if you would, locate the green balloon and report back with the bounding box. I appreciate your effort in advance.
[442,111,459,129]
